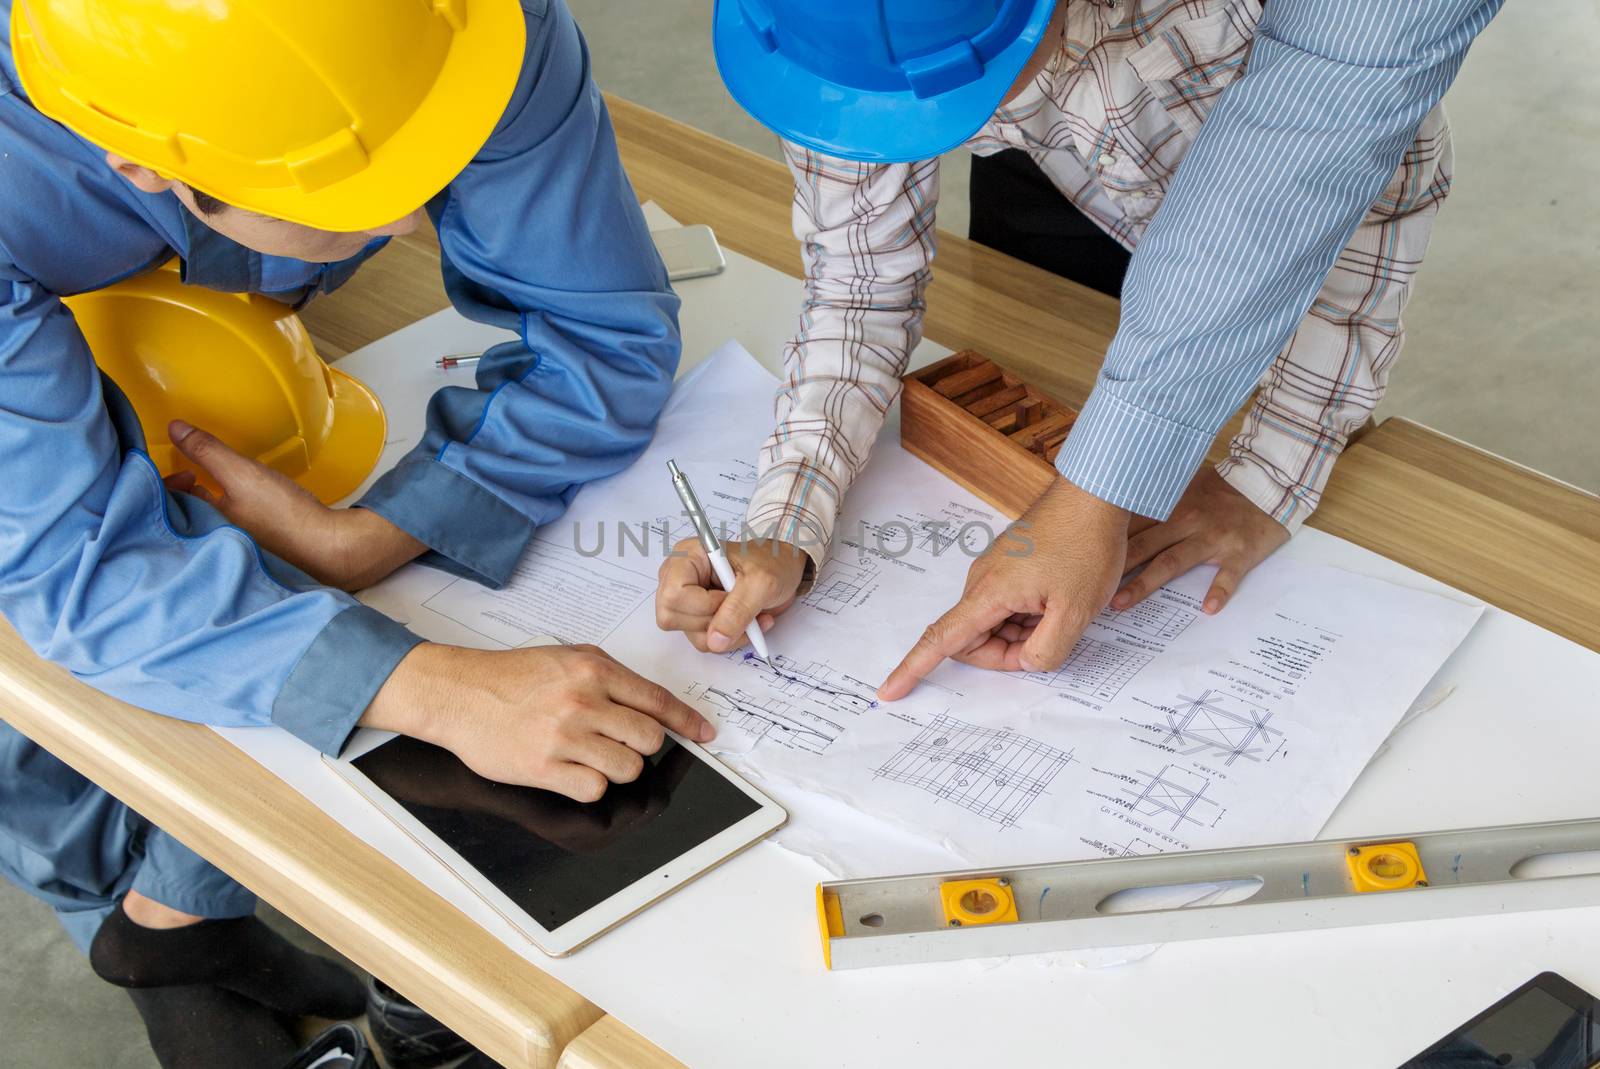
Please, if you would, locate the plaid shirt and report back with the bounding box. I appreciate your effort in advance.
[746,0,1453,562]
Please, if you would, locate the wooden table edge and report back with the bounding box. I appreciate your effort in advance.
[0,623,603,1069]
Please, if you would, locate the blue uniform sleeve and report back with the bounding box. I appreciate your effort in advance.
[0,267,421,754]
[1053,0,1502,519]
[355,0,680,587]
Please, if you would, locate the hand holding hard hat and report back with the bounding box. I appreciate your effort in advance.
[64,260,386,505]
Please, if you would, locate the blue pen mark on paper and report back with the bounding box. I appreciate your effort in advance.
[1301,872,1310,896]
[1039,886,1051,911]
[740,651,880,708]
[1451,853,1462,882]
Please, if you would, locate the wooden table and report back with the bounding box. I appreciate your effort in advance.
[2,98,1597,1069]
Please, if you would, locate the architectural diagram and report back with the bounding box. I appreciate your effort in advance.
[1021,636,1153,704]
[685,654,881,756]
[1121,764,1220,832]
[1080,833,1165,858]
[695,685,848,755]
[725,652,879,714]
[1158,689,1284,765]
[1116,835,1162,856]
[875,715,1074,827]
[800,555,882,616]
[1095,598,1197,643]
[857,501,995,562]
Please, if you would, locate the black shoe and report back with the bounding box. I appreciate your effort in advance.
[279,1023,374,1069]
[365,976,471,1069]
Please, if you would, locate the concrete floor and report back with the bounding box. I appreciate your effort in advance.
[3,3,1595,1066]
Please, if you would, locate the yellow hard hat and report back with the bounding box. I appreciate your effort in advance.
[10,0,526,232]
[64,262,386,505]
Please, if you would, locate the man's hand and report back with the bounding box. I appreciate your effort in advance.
[655,537,808,653]
[1114,466,1289,615]
[362,643,716,803]
[879,478,1128,701]
[163,420,423,590]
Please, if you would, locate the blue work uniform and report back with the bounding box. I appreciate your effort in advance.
[0,0,679,950]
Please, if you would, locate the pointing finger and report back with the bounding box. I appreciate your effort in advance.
[879,598,1010,701]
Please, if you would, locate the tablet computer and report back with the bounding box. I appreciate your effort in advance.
[327,728,785,956]
[1399,971,1600,1068]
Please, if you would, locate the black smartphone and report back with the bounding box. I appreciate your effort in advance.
[1400,972,1600,1068]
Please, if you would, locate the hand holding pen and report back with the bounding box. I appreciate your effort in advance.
[666,460,774,664]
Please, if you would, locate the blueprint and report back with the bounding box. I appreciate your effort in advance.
[359,341,1485,875]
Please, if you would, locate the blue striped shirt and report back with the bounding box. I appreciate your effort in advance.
[1054,0,1503,517]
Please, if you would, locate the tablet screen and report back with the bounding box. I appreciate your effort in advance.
[1402,973,1600,1068]
[351,734,761,931]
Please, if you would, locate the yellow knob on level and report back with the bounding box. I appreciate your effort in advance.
[939,878,1019,927]
[1346,842,1429,893]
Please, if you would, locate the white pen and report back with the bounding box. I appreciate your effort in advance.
[668,459,771,664]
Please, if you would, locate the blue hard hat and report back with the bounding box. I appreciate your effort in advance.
[713,0,1060,164]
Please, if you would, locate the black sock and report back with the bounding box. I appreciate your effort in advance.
[125,984,298,1069]
[90,901,366,1020]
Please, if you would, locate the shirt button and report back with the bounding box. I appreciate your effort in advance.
[1098,153,1117,167]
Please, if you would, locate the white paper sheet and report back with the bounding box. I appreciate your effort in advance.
[356,340,1483,878]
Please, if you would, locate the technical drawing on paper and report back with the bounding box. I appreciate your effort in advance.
[800,554,882,616]
[707,456,757,490]
[695,686,849,755]
[1021,635,1153,703]
[650,458,755,545]
[1080,833,1164,858]
[1096,598,1197,642]
[725,652,879,714]
[858,501,994,561]
[1159,689,1284,765]
[1122,765,1220,832]
[875,715,1074,827]
[1115,835,1162,856]
[686,653,882,755]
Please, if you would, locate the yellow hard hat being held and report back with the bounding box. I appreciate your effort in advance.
[10,0,527,231]
[65,262,387,505]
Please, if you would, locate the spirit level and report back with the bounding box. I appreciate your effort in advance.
[816,817,1600,970]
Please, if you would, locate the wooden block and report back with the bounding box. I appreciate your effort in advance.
[984,401,1028,433]
[1008,410,1075,452]
[964,383,1028,418]
[949,376,1011,410]
[900,350,1076,518]
[932,361,1003,398]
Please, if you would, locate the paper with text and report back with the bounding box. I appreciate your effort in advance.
[360,341,1483,874]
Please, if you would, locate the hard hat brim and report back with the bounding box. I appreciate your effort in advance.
[713,0,1059,165]
[309,366,388,506]
[13,0,528,233]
